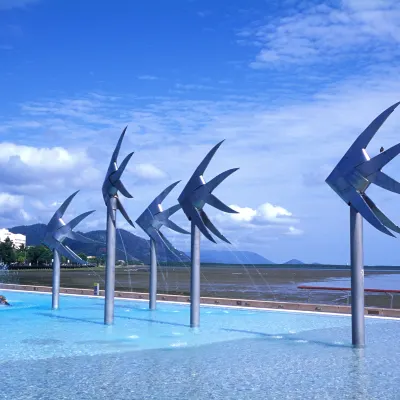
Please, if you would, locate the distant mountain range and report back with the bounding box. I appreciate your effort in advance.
[185,251,308,265]
[284,259,305,265]
[185,250,274,265]
[8,224,305,265]
[203,250,274,264]
[9,224,189,263]
[191,252,306,265]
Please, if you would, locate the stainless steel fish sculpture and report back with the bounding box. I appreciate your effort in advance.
[102,126,135,227]
[326,102,400,236]
[178,140,239,243]
[43,190,95,263]
[136,180,189,242]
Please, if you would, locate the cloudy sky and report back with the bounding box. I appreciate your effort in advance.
[2,0,400,264]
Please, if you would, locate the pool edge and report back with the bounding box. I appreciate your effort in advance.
[1,283,400,319]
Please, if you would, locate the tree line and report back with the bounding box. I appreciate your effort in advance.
[0,237,102,266]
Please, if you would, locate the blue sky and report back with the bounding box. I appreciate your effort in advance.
[2,0,400,265]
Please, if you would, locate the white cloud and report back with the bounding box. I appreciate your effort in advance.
[217,202,298,227]
[0,142,102,197]
[175,83,213,91]
[227,203,293,224]
[137,75,158,80]
[19,96,121,129]
[30,199,47,211]
[0,192,23,210]
[0,192,31,224]
[0,143,81,169]
[256,203,293,222]
[89,93,119,101]
[286,226,304,236]
[241,0,400,68]
[229,205,257,222]
[131,163,167,181]
[19,209,31,222]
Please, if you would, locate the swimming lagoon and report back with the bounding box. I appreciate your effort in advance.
[1,290,399,399]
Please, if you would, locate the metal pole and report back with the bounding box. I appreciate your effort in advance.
[104,196,117,325]
[190,221,201,328]
[52,249,60,310]
[350,206,365,347]
[149,238,157,310]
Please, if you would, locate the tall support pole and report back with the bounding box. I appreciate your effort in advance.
[52,249,60,310]
[350,206,365,347]
[190,222,201,328]
[104,196,117,325]
[149,238,157,310]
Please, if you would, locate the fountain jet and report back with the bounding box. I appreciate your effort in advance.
[178,140,239,327]
[326,102,400,347]
[43,190,95,310]
[102,126,135,325]
[136,181,189,309]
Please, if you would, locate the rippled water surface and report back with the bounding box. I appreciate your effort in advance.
[1,290,399,399]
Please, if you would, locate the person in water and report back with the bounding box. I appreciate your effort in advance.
[0,295,10,306]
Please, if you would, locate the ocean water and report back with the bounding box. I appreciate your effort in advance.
[305,273,400,290]
[1,290,399,399]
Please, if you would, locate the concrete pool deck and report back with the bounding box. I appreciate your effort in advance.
[1,282,400,318]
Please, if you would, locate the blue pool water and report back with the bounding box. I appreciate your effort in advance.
[1,290,399,399]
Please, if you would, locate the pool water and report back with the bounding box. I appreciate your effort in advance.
[1,290,399,399]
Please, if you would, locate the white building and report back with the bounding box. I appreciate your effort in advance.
[0,229,26,248]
